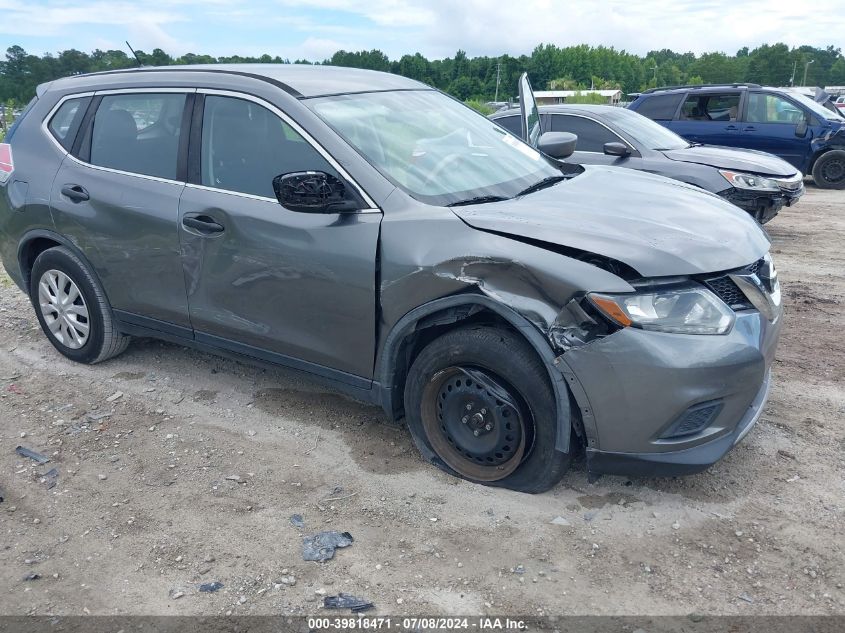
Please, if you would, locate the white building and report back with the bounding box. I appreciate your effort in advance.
[534,89,623,105]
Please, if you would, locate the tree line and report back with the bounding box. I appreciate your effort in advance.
[1,42,844,105]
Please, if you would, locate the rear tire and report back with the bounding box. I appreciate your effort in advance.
[30,246,129,364]
[812,150,845,189]
[404,326,571,493]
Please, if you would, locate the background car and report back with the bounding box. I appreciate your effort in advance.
[628,83,845,189]
[490,104,803,223]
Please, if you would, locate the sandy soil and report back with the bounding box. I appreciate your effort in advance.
[0,186,842,617]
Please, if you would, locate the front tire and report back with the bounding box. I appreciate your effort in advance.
[404,326,571,493]
[30,246,129,364]
[812,150,845,189]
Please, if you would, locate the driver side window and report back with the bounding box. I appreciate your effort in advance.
[200,95,336,198]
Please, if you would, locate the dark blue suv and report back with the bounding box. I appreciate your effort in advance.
[629,83,845,189]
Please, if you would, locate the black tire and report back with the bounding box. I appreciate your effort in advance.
[404,326,571,493]
[812,150,845,189]
[29,246,129,364]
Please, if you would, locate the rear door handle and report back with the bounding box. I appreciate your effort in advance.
[743,126,757,132]
[182,214,225,235]
[725,125,739,131]
[60,184,89,202]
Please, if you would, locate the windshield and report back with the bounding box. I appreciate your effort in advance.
[789,91,842,121]
[309,90,562,206]
[602,108,689,150]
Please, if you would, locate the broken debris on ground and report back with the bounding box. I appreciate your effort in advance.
[323,593,374,612]
[302,531,353,562]
[15,446,50,464]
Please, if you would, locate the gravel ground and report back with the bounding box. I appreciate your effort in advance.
[0,186,842,617]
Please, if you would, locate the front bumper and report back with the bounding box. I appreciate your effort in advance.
[719,182,804,224]
[559,309,782,478]
[585,369,771,476]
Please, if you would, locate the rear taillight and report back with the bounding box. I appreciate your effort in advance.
[0,143,12,183]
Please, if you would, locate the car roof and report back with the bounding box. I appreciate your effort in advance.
[42,64,430,99]
[492,104,620,118]
[638,83,762,96]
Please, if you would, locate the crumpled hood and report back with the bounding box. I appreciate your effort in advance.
[453,166,770,278]
[661,144,797,176]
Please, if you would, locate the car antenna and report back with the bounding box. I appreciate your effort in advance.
[125,41,144,67]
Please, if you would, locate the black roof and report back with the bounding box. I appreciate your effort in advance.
[46,64,430,99]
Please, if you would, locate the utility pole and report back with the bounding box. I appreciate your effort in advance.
[652,65,658,85]
[790,60,797,86]
[494,61,502,102]
[802,59,815,87]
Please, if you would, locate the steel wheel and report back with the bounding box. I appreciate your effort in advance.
[820,156,845,185]
[419,366,532,481]
[38,269,90,350]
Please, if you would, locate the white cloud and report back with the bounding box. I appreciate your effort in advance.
[0,0,843,61]
[276,0,845,58]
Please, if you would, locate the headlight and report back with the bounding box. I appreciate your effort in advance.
[719,170,780,192]
[589,286,735,335]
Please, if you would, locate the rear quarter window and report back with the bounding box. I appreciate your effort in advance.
[48,96,92,151]
[633,94,684,120]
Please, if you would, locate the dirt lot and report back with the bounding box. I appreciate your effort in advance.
[0,186,843,617]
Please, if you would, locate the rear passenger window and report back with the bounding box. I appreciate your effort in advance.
[90,93,186,180]
[634,94,683,120]
[680,93,740,122]
[48,97,91,151]
[200,95,335,198]
[550,115,621,152]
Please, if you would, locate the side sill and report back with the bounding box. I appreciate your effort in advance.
[113,311,379,405]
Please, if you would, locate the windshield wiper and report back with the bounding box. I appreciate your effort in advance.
[447,195,510,207]
[515,175,568,197]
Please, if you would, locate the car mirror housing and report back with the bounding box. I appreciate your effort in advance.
[604,142,631,157]
[795,119,808,138]
[272,171,360,213]
[537,132,577,159]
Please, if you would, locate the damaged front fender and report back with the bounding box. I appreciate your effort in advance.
[375,201,634,453]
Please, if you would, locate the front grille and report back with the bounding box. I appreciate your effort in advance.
[705,276,752,309]
[703,258,763,310]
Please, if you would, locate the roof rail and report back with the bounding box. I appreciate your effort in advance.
[641,83,761,94]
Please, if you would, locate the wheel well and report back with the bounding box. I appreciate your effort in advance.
[19,237,61,292]
[387,305,532,420]
[808,147,845,174]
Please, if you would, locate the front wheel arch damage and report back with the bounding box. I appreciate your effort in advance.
[381,297,591,460]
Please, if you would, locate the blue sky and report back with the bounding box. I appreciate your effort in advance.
[1,0,843,61]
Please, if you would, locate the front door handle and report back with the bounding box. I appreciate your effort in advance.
[61,184,89,202]
[182,214,225,235]
[743,126,757,132]
[725,125,739,131]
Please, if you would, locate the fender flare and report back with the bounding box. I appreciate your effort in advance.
[376,294,572,453]
[17,228,93,293]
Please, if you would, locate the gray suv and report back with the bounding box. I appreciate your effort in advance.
[0,66,782,492]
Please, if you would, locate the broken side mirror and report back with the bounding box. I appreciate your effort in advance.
[537,131,577,159]
[795,118,808,138]
[603,141,631,157]
[273,171,360,213]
